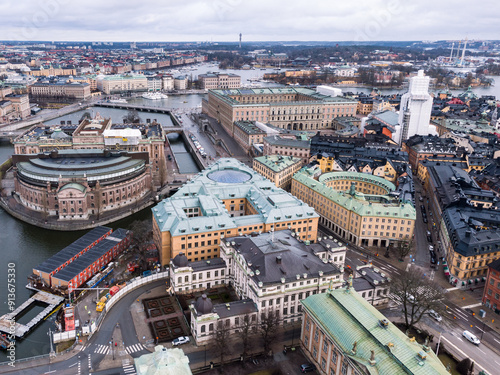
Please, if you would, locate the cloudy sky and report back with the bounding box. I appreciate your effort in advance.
[1,0,498,43]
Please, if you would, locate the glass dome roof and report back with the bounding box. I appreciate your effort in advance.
[207,169,252,184]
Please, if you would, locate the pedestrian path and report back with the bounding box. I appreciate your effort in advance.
[94,344,110,355]
[125,343,147,354]
[123,363,137,374]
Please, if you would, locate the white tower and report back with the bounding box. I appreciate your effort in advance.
[396,70,433,145]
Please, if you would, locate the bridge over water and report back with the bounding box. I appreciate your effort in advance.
[94,101,174,114]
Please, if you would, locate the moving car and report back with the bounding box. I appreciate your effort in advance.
[428,310,442,322]
[300,363,316,373]
[427,230,432,242]
[463,330,480,345]
[172,336,190,346]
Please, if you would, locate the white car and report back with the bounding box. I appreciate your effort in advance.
[172,336,190,346]
[428,310,442,322]
[463,330,480,345]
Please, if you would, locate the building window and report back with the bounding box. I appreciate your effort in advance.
[323,341,329,353]
[341,362,348,375]
[314,330,319,342]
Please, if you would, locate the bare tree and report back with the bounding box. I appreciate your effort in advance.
[123,109,141,124]
[129,220,153,253]
[158,155,167,186]
[394,239,413,261]
[212,319,230,371]
[259,311,280,356]
[238,314,256,361]
[391,267,445,329]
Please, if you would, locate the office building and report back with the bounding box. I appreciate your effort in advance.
[396,70,433,145]
[292,167,416,248]
[198,73,241,90]
[189,229,345,344]
[152,158,319,265]
[253,155,303,190]
[96,74,148,94]
[30,80,91,100]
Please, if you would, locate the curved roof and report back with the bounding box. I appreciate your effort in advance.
[319,171,395,193]
[172,253,188,267]
[194,294,213,315]
[59,183,86,193]
[16,150,147,185]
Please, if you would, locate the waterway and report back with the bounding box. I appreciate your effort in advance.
[167,133,199,174]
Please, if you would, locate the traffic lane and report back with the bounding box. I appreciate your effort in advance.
[442,330,499,375]
[442,302,500,354]
[414,204,431,268]
[83,280,167,368]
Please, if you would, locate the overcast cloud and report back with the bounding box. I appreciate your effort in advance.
[1,0,498,42]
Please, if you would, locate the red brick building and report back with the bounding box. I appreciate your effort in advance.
[482,259,500,313]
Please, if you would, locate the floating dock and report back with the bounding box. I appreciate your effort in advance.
[0,291,64,338]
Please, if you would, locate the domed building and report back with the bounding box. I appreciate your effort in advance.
[11,148,153,224]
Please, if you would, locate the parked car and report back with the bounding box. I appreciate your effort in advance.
[428,310,442,322]
[172,336,190,346]
[463,330,480,345]
[300,363,317,373]
[423,216,428,223]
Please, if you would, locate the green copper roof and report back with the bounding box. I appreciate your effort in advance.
[319,171,395,193]
[208,87,357,107]
[302,287,449,375]
[152,158,318,237]
[294,170,415,220]
[254,155,302,172]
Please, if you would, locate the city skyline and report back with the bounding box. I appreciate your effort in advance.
[1,0,498,43]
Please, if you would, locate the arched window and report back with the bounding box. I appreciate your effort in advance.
[178,277,182,284]
[209,323,214,331]
[201,325,206,333]
[185,276,189,282]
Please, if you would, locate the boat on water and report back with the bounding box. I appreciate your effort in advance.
[108,98,128,104]
[142,92,168,100]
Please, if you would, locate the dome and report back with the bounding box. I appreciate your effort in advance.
[172,252,188,267]
[207,169,252,183]
[194,294,213,315]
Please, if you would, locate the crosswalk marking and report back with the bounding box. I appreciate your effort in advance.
[94,344,110,355]
[123,364,137,374]
[125,343,146,354]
